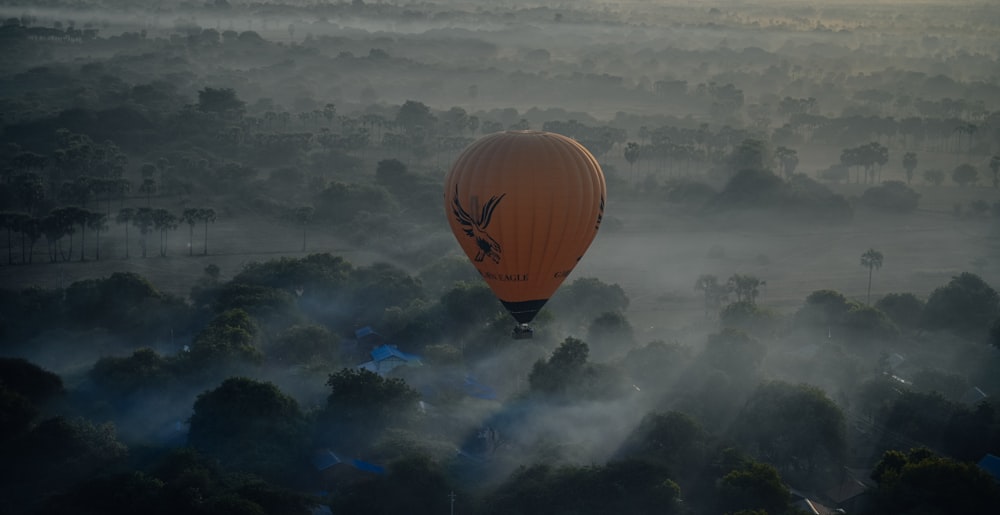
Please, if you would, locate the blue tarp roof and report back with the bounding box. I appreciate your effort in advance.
[463,376,497,400]
[313,449,385,475]
[312,450,341,471]
[355,326,377,339]
[978,454,1000,481]
[370,344,420,362]
[351,459,386,475]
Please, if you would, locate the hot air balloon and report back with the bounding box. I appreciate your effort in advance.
[444,131,606,338]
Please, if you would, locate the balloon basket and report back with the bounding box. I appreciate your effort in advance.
[511,324,534,340]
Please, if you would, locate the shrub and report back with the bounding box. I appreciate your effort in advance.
[859,180,920,212]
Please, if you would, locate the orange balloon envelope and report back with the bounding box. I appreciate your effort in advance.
[444,131,606,325]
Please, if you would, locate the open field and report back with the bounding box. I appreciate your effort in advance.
[589,199,1000,341]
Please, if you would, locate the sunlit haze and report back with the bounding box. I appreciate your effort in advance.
[1,1,999,514]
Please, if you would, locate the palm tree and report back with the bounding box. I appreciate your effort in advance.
[116,207,135,258]
[775,146,799,179]
[861,248,884,305]
[152,208,178,257]
[58,176,94,208]
[181,208,200,256]
[13,173,44,216]
[902,152,918,184]
[87,212,108,261]
[865,142,889,184]
[139,178,156,206]
[49,206,84,261]
[292,206,314,252]
[40,213,68,262]
[840,147,862,183]
[989,155,999,189]
[199,208,216,255]
[624,142,640,182]
[132,207,155,258]
[727,274,766,305]
[695,274,729,318]
[0,211,17,264]
[19,217,40,264]
[112,177,131,210]
[954,123,977,156]
[71,207,95,261]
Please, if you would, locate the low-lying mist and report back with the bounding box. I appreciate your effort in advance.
[2,0,1000,513]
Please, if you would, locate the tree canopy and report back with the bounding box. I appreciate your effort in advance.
[870,448,1000,514]
[731,381,846,482]
[320,368,421,450]
[922,272,999,342]
[188,377,308,483]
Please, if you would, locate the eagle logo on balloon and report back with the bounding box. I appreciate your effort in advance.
[452,186,505,264]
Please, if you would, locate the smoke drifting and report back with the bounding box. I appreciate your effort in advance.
[1,1,999,514]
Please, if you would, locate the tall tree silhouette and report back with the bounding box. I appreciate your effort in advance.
[727,274,765,304]
[181,208,199,256]
[86,211,108,261]
[695,274,729,317]
[152,208,177,257]
[291,206,314,252]
[861,248,884,305]
[199,208,216,255]
[989,155,1000,189]
[902,152,918,184]
[115,208,134,259]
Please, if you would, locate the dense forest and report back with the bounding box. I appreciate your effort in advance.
[1,1,1000,514]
